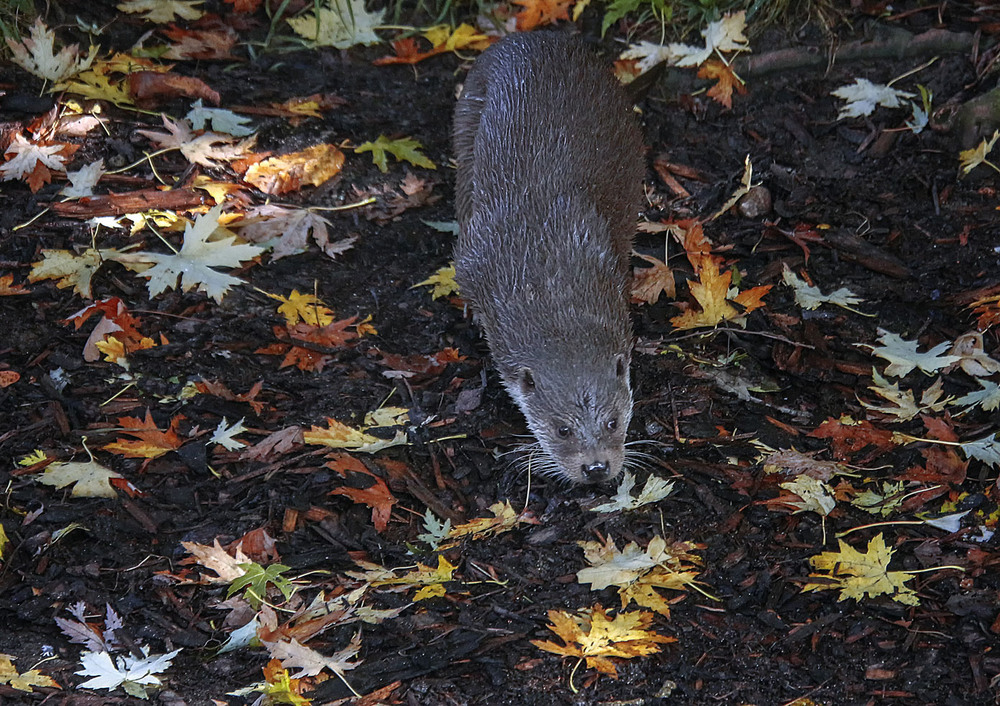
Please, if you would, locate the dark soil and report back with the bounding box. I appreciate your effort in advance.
[1,1,999,705]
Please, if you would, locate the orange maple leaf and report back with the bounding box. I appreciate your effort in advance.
[0,274,30,295]
[103,410,185,459]
[808,416,896,462]
[670,254,770,330]
[373,37,444,66]
[326,453,397,532]
[513,0,572,30]
[258,317,359,372]
[697,60,746,109]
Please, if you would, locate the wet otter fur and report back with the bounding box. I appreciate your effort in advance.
[453,32,644,484]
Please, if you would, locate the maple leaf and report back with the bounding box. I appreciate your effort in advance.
[623,11,749,72]
[951,379,1000,413]
[802,534,919,605]
[53,52,165,107]
[349,555,456,601]
[243,143,345,194]
[417,510,452,550]
[7,18,98,83]
[163,26,239,61]
[373,37,443,66]
[577,535,703,616]
[866,330,960,377]
[808,416,897,462]
[266,290,335,327]
[37,458,124,499]
[186,100,253,136]
[861,371,951,422]
[103,410,184,459]
[513,0,572,30]
[414,264,458,300]
[117,0,204,22]
[957,434,1000,469]
[76,647,181,698]
[631,252,675,304]
[1,133,78,192]
[781,264,865,313]
[303,418,407,453]
[260,318,359,372]
[181,539,252,583]
[946,331,1000,377]
[236,204,355,260]
[0,653,60,692]
[29,248,118,298]
[263,634,361,679]
[851,481,906,517]
[423,23,490,53]
[531,605,674,678]
[228,561,295,609]
[670,254,771,330]
[355,135,436,173]
[326,453,396,532]
[61,159,106,198]
[137,116,254,168]
[287,0,385,49]
[211,417,248,450]
[761,448,846,482]
[969,293,1000,330]
[698,59,746,109]
[127,205,262,303]
[445,501,533,543]
[0,274,30,295]
[831,78,914,120]
[591,472,675,513]
[774,475,836,516]
[260,660,309,706]
[959,130,1000,176]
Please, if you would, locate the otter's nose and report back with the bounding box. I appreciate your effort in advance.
[583,462,610,483]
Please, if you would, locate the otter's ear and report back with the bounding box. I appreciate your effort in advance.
[615,354,627,377]
[519,367,536,395]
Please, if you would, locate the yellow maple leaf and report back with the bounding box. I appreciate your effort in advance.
[243,143,345,195]
[670,254,770,330]
[802,533,919,605]
[959,130,1000,176]
[265,289,335,327]
[261,659,309,706]
[0,653,60,692]
[303,418,407,453]
[446,501,531,543]
[423,23,490,52]
[102,410,184,459]
[414,264,458,300]
[531,605,675,678]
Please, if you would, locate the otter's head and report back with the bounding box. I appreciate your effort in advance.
[501,349,633,485]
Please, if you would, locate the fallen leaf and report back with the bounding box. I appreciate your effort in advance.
[355,135,435,173]
[287,0,385,49]
[243,143,345,194]
[37,459,124,498]
[802,533,919,605]
[531,605,674,678]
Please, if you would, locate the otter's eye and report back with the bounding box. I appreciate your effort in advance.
[607,418,618,431]
[557,425,571,438]
[520,369,535,393]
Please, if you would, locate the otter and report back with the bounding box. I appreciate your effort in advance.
[453,32,644,484]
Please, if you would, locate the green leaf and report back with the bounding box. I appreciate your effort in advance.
[355,135,436,173]
[227,562,294,609]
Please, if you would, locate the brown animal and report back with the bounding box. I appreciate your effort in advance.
[453,32,644,484]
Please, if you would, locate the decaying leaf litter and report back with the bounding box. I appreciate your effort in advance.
[1,0,999,704]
